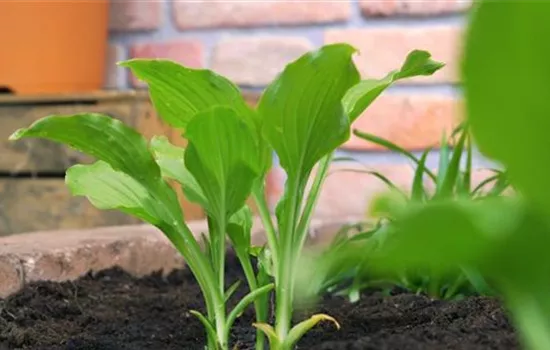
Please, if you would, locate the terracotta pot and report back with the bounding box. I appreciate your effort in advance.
[0,1,109,95]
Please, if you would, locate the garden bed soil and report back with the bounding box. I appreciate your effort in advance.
[0,255,519,350]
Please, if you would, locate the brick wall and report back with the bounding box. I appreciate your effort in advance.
[107,0,492,220]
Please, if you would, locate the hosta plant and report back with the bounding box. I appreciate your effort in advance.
[9,45,442,349]
[308,123,510,302]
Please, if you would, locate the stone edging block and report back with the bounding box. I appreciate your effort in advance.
[0,217,360,298]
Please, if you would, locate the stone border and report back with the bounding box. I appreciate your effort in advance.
[0,217,361,298]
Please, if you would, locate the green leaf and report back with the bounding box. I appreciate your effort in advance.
[184,106,259,220]
[328,168,407,199]
[459,133,473,196]
[10,114,161,186]
[121,59,272,176]
[226,283,275,332]
[343,50,444,122]
[66,161,158,224]
[353,129,438,183]
[259,43,361,180]
[224,280,242,303]
[189,310,218,348]
[283,314,340,349]
[395,49,445,80]
[253,323,280,349]
[149,135,208,211]
[411,148,431,202]
[227,205,253,255]
[436,131,450,191]
[119,59,255,129]
[435,130,467,199]
[462,1,550,219]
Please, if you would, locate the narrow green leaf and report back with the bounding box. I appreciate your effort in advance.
[283,314,340,349]
[436,131,450,191]
[460,133,473,196]
[343,50,444,122]
[353,129,437,182]
[227,283,275,331]
[189,310,218,347]
[185,106,259,220]
[471,173,500,196]
[259,43,361,180]
[435,130,467,199]
[149,135,208,210]
[119,59,255,129]
[411,148,431,202]
[328,168,407,199]
[224,280,242,303]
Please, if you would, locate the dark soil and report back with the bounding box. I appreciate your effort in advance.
[0,255,519,350]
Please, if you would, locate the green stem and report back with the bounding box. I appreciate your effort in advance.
[214,216,228,348]
[233,255,268,350]
[275,176,303,341]
[252,182,279,268]
[167,221,226,349]
[295,153,333,252]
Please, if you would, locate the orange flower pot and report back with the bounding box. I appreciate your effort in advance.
[0,1,109,95]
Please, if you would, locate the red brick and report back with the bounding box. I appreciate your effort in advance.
[172,1,351,29]
[360,0,471,17]
[211,36,313,86]
[109,0,162,31]
[325,25,463,84]
[314,164,414,219]
[104,44,124,89]
[344,94,462,151]
[129,40,204,87]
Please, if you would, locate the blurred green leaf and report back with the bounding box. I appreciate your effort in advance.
[435,130,467,199]
[463,1,550,219]
[412,148,431,201]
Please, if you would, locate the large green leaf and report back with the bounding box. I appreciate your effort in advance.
[10,113,161,186]
[343,50,444,122]
[259,43,361,180]
[462,1,550,218]
[184,106,259,220]
[122,59,272,176]
[66,161,160,224]
[120,59,254,129]
[149,135,208,211]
